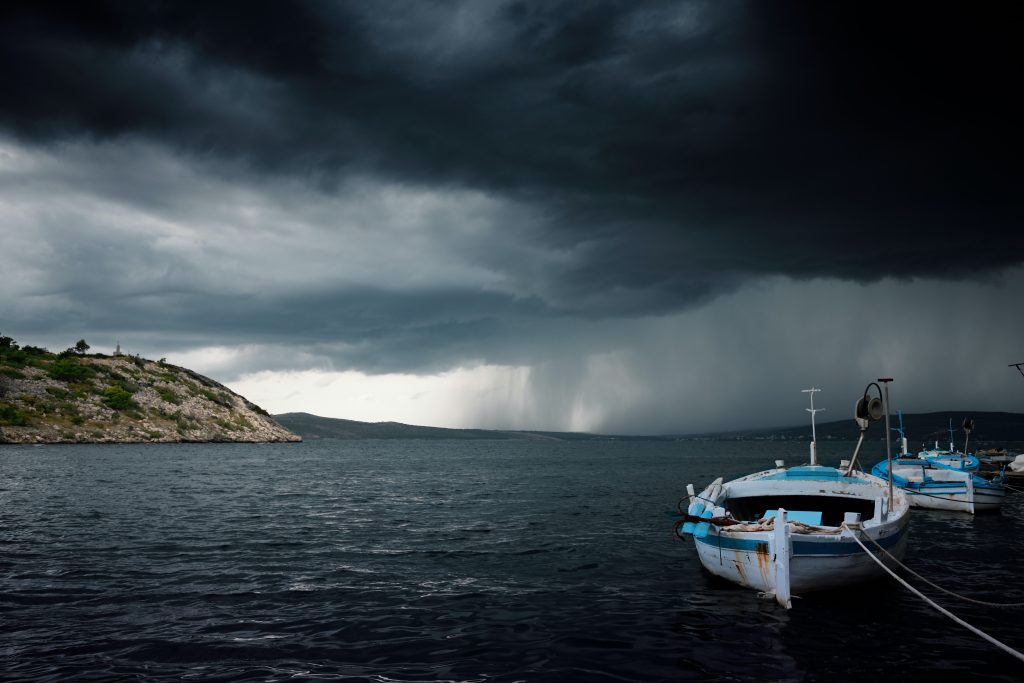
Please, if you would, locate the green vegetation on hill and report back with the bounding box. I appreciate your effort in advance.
[0,333,298,444]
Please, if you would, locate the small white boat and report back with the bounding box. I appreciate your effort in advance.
[1007,455,1024,485]
[676,384,910,608]
[976,447,1015,470]
[873,415,1005,513]
[871,456,1004,514]
[918,449,980,471]
[915,418,979,472]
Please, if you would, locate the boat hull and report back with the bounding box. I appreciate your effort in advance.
[680,465,912,603]
[901,483,1005,513]
[872,459,1005,514]
[693,514,909,593]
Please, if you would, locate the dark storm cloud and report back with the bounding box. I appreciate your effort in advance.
[5,1,1024,435]
[3,0,1022,319]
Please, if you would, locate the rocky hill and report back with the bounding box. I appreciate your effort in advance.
[0,339,300,444]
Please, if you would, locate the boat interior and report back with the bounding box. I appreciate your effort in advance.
[726,494,877,527]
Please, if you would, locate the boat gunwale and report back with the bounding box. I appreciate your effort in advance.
[697,465,910,534]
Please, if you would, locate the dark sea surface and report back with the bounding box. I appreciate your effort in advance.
[3,439,1023,682]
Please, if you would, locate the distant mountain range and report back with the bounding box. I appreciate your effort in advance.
[273,410,1024,444]
[697,411,1024,445]
[272,412,670,441]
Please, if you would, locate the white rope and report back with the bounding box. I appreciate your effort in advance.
[842,524,1024,664]
[858,532,1024,608]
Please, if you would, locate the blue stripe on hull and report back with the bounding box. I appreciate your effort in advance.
[695,521,908,557]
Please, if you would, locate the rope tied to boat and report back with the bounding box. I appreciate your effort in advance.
[851,526,1024,608]
[675,513,741,527]
[841,523,1024,664]
[673,513,844,537]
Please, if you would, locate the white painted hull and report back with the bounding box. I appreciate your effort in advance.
[680,465,912,604]
[693,514,909,594]
[874,459,1006,514]
[904,486,1005,513]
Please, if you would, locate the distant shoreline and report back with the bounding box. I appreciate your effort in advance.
[272,411,1024,444]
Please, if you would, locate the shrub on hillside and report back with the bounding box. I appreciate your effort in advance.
[102,385,136,410]
[48,357,92,382]
[157,387,181,404]
[0,404,28,426]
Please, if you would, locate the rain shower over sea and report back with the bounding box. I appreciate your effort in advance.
[3,439,1023,682]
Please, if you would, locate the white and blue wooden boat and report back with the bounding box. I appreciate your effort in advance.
[676,385,910,608]
[871,456,1005,514]
[918,449,981,472]
[914,417,979,471]
[871,414,1004,513]
[975,447,1015,477]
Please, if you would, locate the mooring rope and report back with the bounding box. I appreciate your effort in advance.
[856,530,1024,608]
[842,524,1024,663]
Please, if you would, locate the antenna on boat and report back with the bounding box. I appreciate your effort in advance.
[802,387,824,466]
[845,384,884,476]
[891,409,908,456]
[947,417,956,452]
[878,378,894,509]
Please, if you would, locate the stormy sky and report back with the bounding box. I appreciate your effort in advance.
[2,1,1023,434]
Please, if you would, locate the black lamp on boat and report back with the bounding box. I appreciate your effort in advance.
[844,385,884,477]
[962,417,975,456]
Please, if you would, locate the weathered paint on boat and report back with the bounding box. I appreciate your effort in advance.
[872,458,1005,514]
[684,465,910,598]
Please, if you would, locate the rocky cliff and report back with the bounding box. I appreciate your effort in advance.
[0,349,300,444]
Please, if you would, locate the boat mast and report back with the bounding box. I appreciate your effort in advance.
[947,418,956,452]
[803,387,824,466]
[878,378,894,508]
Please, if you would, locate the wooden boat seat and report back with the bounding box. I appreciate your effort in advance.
[761,509,823,525]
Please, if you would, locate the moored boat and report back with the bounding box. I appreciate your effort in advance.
[871,456,1005,514]
[916,418,979,472]
[873,414,1006,513]
[1003,454,1024,486]
[676,383,911,608]
[976,447,1015,476]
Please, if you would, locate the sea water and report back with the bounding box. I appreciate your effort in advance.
[2,439,1022,682]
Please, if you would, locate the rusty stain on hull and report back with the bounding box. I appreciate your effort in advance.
[734,554,747,585]
[755,541,771,585]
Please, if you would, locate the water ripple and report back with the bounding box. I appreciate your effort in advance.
[2,440,1023,681]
